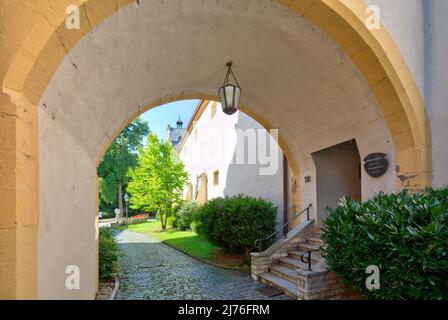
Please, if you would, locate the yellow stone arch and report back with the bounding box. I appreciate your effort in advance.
[0,0,431,299]
[2,0,432,187]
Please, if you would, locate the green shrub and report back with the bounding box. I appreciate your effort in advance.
[196,194,277,254]
[167,216,176,228]
[98,227,119,280]
[190,221,198,234]
[99,212,115,220]
[176,202,200,231]
[321,188,448,300]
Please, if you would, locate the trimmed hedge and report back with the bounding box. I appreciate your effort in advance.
[98,227,119,280]
[321,188,448,300]
[196,194,277,254]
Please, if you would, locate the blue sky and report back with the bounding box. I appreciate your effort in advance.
[138,100,199,141]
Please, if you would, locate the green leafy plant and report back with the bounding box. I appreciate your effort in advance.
[196,194,277,254]
[321,187,448,300]
[176,202,200,231]
[190,221,198,233]
[98,227,119,280]
[97,119,149,215]
[167,216,176,229]
[99,212,116,220]
[127,133,188,230]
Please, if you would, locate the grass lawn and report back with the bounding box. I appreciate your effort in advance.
[118,220,217,262]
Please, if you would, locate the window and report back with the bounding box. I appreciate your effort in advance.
[213,170,219,186]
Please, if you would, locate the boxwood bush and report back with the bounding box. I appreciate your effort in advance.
[98,227,119,280]
[196,194,277,254]
[176,202,200,231]
[321,187,448,300]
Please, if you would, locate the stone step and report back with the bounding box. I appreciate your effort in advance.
[298,242,321,252]
[259,272,298,299]
[288,250,321,263]
[270,264,298,283]
[306,236,324,245]
[279,257,313,270]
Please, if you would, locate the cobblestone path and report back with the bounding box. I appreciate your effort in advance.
[115,230,289,300]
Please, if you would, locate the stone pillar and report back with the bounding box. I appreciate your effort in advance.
[185,183,193,202]
[250,253,271,281]
[0,92,39,299]
[196,173,208,205]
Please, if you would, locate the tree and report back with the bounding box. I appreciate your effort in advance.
[97,118,149,216]
[127,133,188,230]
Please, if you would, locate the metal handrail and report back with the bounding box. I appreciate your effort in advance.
[253,204,312,252]
[300,249,321,271]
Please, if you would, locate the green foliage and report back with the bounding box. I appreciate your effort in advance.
[97,119,149,210]
[190,221,198,234]
[98,227,119,280]
[321,187,448,300]
[99,212,116,220]
[196,194,277,254]
[167,216,176,228]
[98,202,117,216]
[176,202,200,231]
[127,133,188,230]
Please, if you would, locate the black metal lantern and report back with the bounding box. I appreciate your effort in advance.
[218,62,242,115]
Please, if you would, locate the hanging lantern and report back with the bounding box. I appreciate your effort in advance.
[218,61,242,115]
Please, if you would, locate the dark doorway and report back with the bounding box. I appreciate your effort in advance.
[312,139,361,228]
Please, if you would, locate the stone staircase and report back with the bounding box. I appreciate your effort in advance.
[259,235,325,299]
[251,221,358,300]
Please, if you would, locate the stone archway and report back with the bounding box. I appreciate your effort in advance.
[0,0,430,299]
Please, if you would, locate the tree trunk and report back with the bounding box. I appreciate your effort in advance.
[164,207,169,230]
[160,208,166,230]
[118,179,123,218]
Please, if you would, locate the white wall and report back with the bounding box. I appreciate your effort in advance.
[423,0,448,187]
[38,109,97,299]
[364,0,448,186]
[179,102,285,226]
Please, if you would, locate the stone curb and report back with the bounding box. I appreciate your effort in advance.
[161,241,251,273]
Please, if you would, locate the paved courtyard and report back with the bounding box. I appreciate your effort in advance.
[115,230,289,300]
